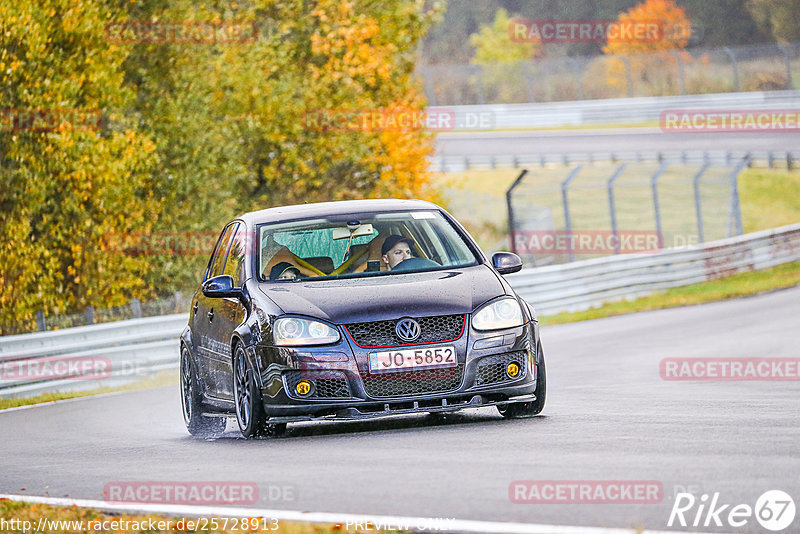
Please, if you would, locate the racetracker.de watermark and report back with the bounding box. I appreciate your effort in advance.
[509,19,664,44]
[0,109,103,132]
[103,481,269,505]
[660,358,800,381]
[512,230,662,255]
[102,232,246,256]
[302,108,494,132]
[510,480,663,504]
[660,110,800,133]
[105,20,258,44]
[0,356,111,383]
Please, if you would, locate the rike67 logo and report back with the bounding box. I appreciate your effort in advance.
[669,490,796,531]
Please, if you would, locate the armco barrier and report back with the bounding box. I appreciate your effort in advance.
[0,314,185,398]
[506,223,800,315]
[1,224,798,398]
[429,90,800,130]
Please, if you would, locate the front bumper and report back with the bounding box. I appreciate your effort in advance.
[263,392,539,423]
[254,321,539,422]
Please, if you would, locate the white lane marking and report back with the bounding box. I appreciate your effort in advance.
[0,494,722,534]
[0,390,143,414]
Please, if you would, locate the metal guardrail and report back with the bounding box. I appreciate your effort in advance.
[0,314,185,398]
[429,90,800,130]
[1,224,798,398]
[506,223,800,315]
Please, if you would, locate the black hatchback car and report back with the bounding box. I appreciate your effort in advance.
[180,199,546,438]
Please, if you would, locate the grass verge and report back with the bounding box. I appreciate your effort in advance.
[0,499,362,534]
[739,168,800,233]
[539,261,800,326]
[0,371,177,411]
[433,166,800,252]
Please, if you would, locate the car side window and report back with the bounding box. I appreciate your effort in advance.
[206,223,236,281]
[223,223,247,287]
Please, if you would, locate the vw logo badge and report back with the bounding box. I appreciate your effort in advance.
[395,318,421,342]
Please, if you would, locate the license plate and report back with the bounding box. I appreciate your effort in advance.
[368,345,457,373]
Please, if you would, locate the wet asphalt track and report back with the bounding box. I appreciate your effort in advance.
[2,286,799,533]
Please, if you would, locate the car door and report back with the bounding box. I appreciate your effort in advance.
[207,222,248,400]
[194,223,236,397]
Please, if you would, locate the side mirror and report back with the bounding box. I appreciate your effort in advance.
[202,275,243,299]
[492,252,523,275]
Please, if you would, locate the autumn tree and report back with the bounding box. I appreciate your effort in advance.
[0,0,160,333]
[746,0,800,43]
[1,0,444,331]
[469,8,540,103]
[602,0,692,96]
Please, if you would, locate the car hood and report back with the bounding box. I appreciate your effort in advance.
[258,264,505,324]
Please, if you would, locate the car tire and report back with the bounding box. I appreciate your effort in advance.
[498,344,546,418]
[181,345,226,438]
[233,344,269,439]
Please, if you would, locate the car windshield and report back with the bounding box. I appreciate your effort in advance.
[257,210,479,281]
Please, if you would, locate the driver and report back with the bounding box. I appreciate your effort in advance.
[381,235,415,270]
[269,261,302,280]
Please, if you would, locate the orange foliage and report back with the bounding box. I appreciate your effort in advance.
[602,0,692,96]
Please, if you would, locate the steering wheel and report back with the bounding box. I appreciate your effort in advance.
[391,257,440,272]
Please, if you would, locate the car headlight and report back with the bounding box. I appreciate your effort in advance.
[472,298,524,331]
[274,317,340,346]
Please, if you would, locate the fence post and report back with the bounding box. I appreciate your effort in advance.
[722,47,740,92]
[568,57,585,100]
[727,158,747,237]
[522,62,537,103]
[692,162,711,243]
[650,162,668,250]
[776,44,793,90]
[606,164,629,254]
[36,310,46,332]
[619,56,634,97]
[669,50,686,95]
[472,65,485,105]
[506,169,529,256]
[84,305,95,325]
[419,65,437,106]
[131,298,142,319]
[561,166,584,262]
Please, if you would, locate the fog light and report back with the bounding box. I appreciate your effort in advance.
[295,380,314,397]
[506,362,520,378]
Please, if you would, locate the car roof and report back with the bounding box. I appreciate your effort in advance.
[236,198,441,227]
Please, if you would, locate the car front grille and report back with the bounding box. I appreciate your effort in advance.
[345,314,465,348]
[284,370,351,399]
[362,364,465,398]
[474,352,527,386]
